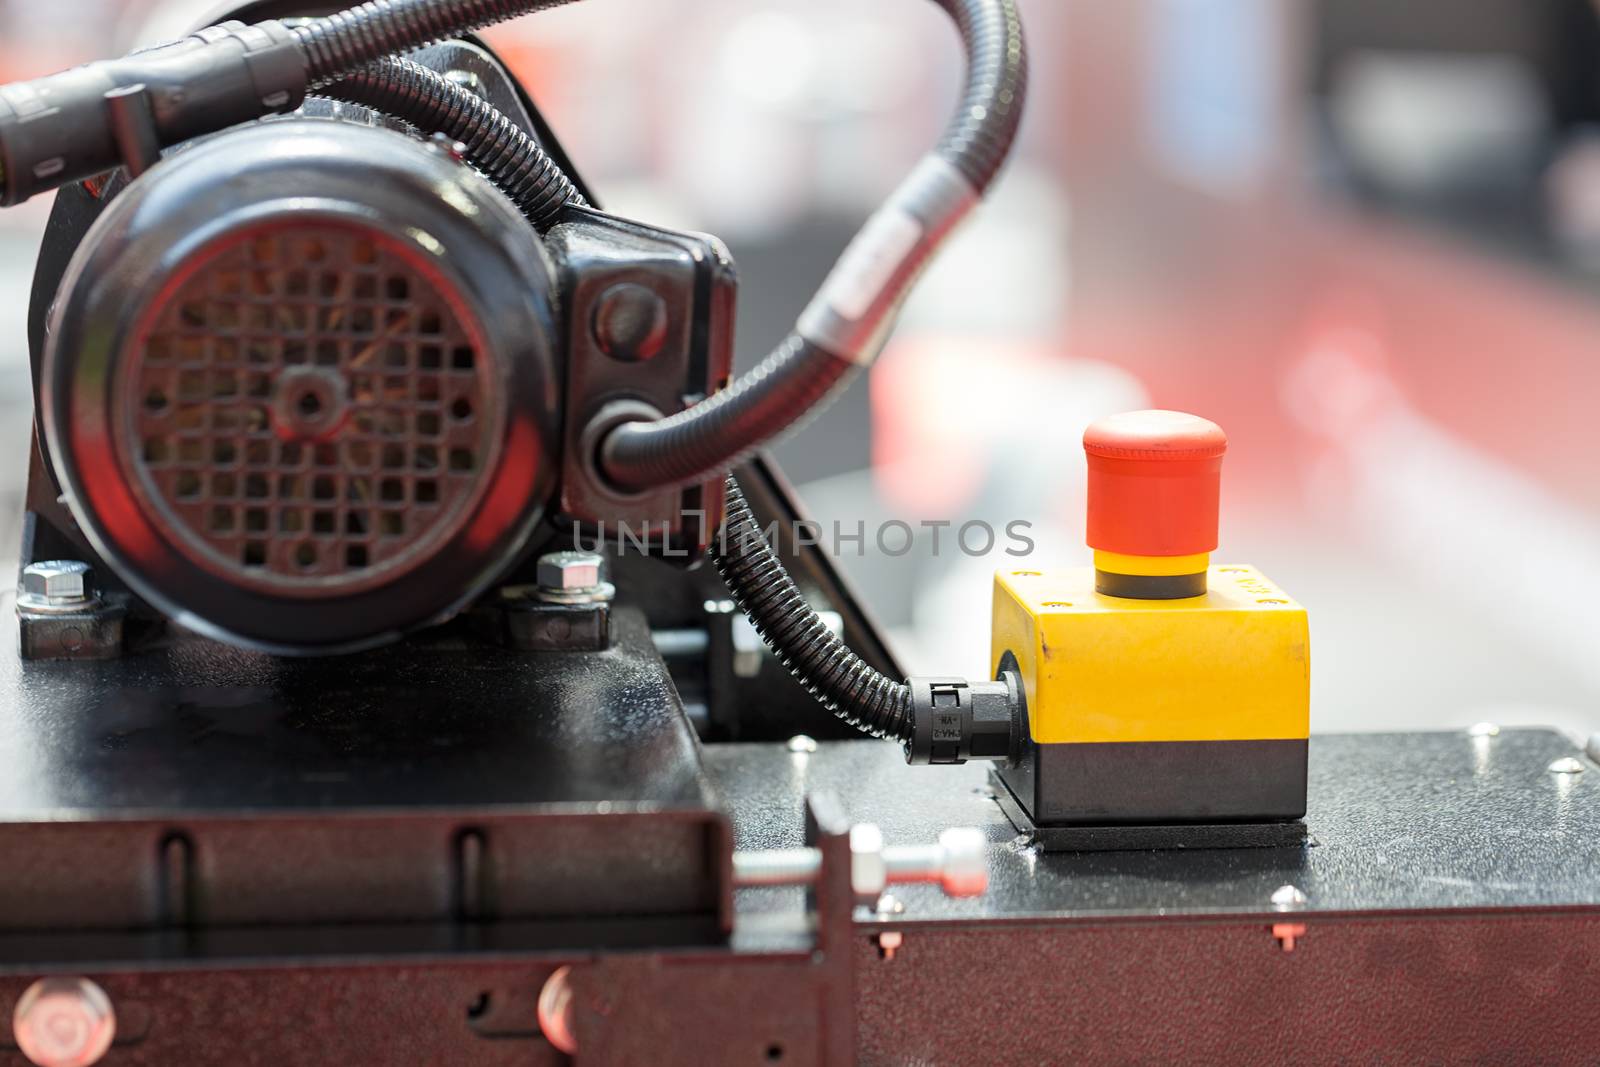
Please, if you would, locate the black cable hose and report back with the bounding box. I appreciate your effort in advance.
[293,0,581,88]
[287,0,1027,496]
[931,0,1030,194]
[293,0,1025,190]
[606,334,857,492]
[599,0,1027,491]
[320,56,585,229]
[716,479,913,743]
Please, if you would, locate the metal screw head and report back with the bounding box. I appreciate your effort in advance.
[937,827,989,898]
[849,823,888,900]
[444,69,487,99]
[786,735,818,754]
[1549,757,1586,775]
[592,283,670,363]
[20,562,96,606]
[426,131,469,163]
[875,930,904,960]
[535,552,614,605]
[1271,884,1308,911]
[536,966,578,1056]
[13,977,115,1067]
[1467,722,1501,738]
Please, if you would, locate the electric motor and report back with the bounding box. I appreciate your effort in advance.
[4,0,1022,676]
[41,119,563,652]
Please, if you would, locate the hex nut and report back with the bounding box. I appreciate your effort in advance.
[13,977,115,1067]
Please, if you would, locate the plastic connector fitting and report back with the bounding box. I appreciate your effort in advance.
[905,673,1022,766]
[0,20,306,206]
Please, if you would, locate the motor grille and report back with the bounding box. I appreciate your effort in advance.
[118,224,501,597]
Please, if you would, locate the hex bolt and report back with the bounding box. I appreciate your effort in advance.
[732,824,989,899]
[16,561,124,661]
[12,977,115,1067]
[19,561,98,611]
[535,551,616,606]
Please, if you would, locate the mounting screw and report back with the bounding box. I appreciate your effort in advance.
[1467,722,1500,738]
[536,966,578,1056]
[1270,884,1308,911]
[444,69,487,99]
[16,561,123,660]
[1272,922,1308,952]
[12,977,115,1067]
[535,552,615,606]
[1548,756,1586,775]
[426,132,469,164]
[592,283,670,363]
[786,735,818,754]
[875,930,904,960]
[19,561,97,609]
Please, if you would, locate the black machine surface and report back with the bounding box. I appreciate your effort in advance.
[0,1,1596,1064]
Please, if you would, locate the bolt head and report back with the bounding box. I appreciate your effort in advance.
[592,283,670,363]
[444,69,487,99]
[875,930,904,960]
[536,966,578,1056]
[849,823,888,900]
[426,131,469,163]
[21,562,95,605]
[13,977,115,1067]
[537,552,606,593]
[937,827,989,897]
[1549,756,1586,775]
[1271,883,1308,910]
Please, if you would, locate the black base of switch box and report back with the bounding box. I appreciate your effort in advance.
[993,737,1309,852]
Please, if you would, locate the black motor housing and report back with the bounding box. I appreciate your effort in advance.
[21,30,735,657]
[41,117,565,653]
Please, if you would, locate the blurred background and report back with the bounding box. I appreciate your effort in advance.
[2,0,1599,737]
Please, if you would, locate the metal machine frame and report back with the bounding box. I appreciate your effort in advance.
[1,10,1597,1065]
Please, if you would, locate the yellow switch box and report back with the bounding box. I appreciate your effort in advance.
[991,565,1309,745]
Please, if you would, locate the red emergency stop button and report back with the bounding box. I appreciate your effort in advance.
[1083,410,1227,558]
